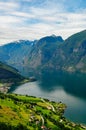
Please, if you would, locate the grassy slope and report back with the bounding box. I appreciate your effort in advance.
[0,62,23,80]
[0,62,29,93]
[0,93,85,130]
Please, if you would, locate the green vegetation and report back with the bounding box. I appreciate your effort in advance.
[0,61,24,81]
[60,30,86,73]
[0,30,86,73]
[0,93,85,130]
[0,62,29,93]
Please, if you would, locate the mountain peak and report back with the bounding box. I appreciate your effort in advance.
[15,40,29,44]
[38,35,64,44]
[51,34,57,37]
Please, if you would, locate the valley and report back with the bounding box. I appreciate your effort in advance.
[0,30,86,129]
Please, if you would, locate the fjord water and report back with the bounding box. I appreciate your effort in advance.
[9,71,86,125]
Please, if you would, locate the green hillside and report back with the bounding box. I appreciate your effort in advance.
[0,93,85,130]
[60,30,86,72]
[0,62,28,93]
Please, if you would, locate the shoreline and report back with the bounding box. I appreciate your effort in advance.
[0,80,86,129]
[0,77,36,93]
[0,93,86,129]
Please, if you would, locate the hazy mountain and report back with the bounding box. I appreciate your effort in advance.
[27,35,64,70]
[0,30,86,74]
[0,40,37,70]
[0,35,64,73]
[27,30,86,73]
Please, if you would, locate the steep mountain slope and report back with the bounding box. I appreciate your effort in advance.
[0,30,86,74]
[0,40,37,69]
[27,30,86,73]
[0,62,26,93]
[0,62,23,80]
[27,35,64,70]
[0,35,64,73]
[60,30,86,72]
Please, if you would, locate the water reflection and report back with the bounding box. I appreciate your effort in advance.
[9,70,86,124]
[36,70,86,100]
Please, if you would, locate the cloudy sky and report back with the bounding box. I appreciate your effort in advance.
[0,0,86,44]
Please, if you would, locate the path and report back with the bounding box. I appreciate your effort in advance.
[41,98,55,112]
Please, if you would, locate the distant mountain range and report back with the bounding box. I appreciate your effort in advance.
[0,30,86,74]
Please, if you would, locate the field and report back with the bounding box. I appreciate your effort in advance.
[0,93,85,130]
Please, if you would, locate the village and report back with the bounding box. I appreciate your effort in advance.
[0,93,85,130]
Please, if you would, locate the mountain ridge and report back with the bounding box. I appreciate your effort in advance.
[0,30,86,74]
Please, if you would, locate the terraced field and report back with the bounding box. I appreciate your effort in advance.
[0,93,85,130]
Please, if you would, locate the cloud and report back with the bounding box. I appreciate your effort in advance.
[0,1,19,13]
[0,0,86,45]
[0,16,21,24]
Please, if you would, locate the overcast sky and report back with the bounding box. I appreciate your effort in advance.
[0,0,86,45]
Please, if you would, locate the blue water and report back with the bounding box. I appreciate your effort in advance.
[9,71,86,125]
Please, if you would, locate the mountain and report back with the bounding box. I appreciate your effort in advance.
[27,35,64,70]
[0,30,86,74]
[26,30,86,73]
[0,40,37,70]
[0,61,27,93]
[0,35,64,74]
[60,30,86,72]
[0,61,23,80]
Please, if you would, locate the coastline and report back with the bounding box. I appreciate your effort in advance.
[0,77,36,93]
[0,78,86,129]
[0,93,85,130]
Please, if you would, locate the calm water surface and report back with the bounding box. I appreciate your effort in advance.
[9,71,86,125]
